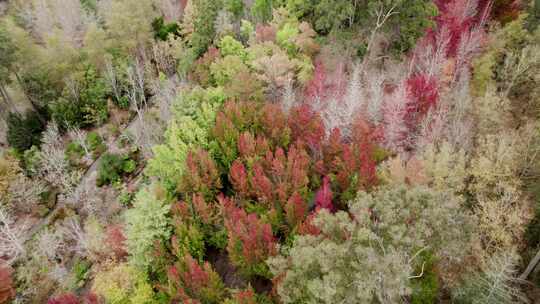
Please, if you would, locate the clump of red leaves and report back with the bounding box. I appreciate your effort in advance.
[0,266,15,304]
[230,287,258,304]
[105,225,128,261]
[405,74,439,130]
[222,198,277,277]
[316,118,380,204]
[179,148,222,200]
[166,254,225,303]
[47,293,99,304]
[314,176,334,212]
[288,104,325,151]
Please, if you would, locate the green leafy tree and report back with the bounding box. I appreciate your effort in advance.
[269,185,473,303]
[147,87,227,189]
[7,111,45,152]
[252,0,274,23]
[186,0,223,56]
[125,184,171,270]
[92,263,155,304]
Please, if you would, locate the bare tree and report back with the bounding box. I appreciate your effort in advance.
[7,176,46,213]
[104,58,123,103]
[500,45,540,98]
[152,41,177,76]
[127,57,156,154]
[157,0,184,22]
[68,126,91,162]
[36,227,64,261]
[26,0,91,46]
[0,207,27,265]
[365,1,399,63]
[38,123,80,197]
[61,217,89,257]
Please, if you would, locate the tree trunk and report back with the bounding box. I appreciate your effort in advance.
[0,83,19,115]
[520,248,540,280]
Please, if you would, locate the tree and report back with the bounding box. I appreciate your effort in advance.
[92,263,155,303]
[0,24,18,116]
[269,184,474,303]
[125,184,171,269]
[0,207,27,265]
[251,0,273,23]
[222,199,277,278]
[100,0,157,54]
[7,110,45,152]
[183,0,222,56]
[165,254,226,303]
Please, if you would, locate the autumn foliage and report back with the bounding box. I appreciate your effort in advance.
[222,198,277,278]
[166,254,225,303]
[0,266,15,304]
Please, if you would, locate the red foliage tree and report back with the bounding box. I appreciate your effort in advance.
[230,287,258,304]
[212,101,264,169]
[284,192,309,228]
[166,254,224,303]
[260,103,291,148]
[222,200,277,277]
[47,293,99,304]
[304,59,327,100]
[316,120,380,205]
[48,294,80,304]
[191,47,220,86]
[179,148,222,200]
[230,141,311,224]
[255,24,277,43]
[402,74,439,139]
[314,176,334,212]
[288,104,325,151]
[0,266,15,304]
[105,225,128,261]
[428,0,493,59]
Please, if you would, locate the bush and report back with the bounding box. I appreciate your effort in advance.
[50,67,109,130]
[92,263,155,304]
[87,131,106,157]
[152,17,180,41]
[96,153,137,186]
[65,141,85,164]
[7,111,45,152]
[71,258,91,288]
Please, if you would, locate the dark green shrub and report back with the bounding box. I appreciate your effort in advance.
[251,0,273,23]
[152,17,180,41]
[224,0,244,18]
[96,153,137,186]
[86,131,106,157]
[20,71,61,110]
[50,67,109,130]
[65,141,85,165]
[7,111,45,152]
[71,258,91,288]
